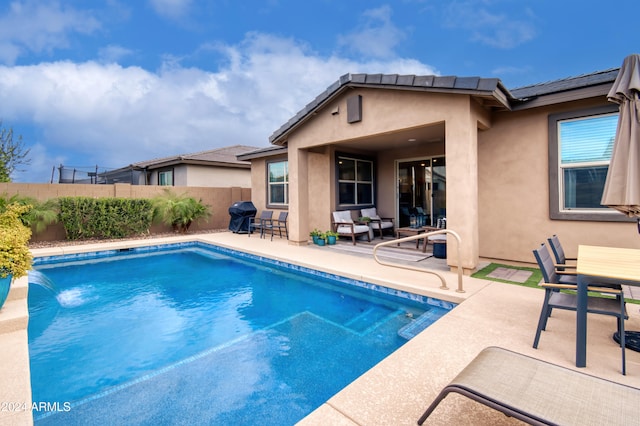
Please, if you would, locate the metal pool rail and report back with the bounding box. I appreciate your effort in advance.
[372,229,464,293]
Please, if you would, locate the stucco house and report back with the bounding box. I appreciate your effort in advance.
[101,145,258,187]
[238,61,639,273]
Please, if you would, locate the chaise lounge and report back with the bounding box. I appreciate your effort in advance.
[418,346,640,425]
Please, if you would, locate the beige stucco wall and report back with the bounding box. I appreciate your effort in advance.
[250,86,640,268]
[478,98,639,263]
[254,88,488,271]
[148,165,250,187]
[184,165,251,187]
[0,183,251,241]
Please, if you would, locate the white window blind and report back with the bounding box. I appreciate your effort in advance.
[560,113,618,164]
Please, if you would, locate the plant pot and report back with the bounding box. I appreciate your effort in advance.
[327,235,337,245]
[0,274,12,309]
[312,235,319,244]
[316,238,326,246]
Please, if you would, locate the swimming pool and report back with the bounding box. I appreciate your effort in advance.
[28,242,454,424]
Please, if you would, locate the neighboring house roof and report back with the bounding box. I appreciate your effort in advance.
[267,67,621,146]
[132,144,260,170]
[236,144,288,161]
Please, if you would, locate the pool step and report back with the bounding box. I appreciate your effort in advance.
[398,309,441,340]
[345,306,397,333]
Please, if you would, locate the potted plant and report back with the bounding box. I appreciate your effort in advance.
[316,231,326,246]
[309,228,322,244]
[151,189,211,233]
[326,230,339,245]
[0,203,33,309]
[358,216,371,224]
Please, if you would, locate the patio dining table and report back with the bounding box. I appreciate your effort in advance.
[576,245,640,368]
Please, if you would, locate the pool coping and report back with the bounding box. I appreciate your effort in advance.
[2,232,638,425]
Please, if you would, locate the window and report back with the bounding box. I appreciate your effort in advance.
[337,155,373,206]
[549,106,626,221]
[268,161,288,206]
[560,113,616,210]
[158,170,173,186]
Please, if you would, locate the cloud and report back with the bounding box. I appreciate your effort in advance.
[337,5,406,59]
[443,1,536,49]
[0,32,437,182]
[98,45,135,64]
[0,1,101,64]
[148,0,192,20]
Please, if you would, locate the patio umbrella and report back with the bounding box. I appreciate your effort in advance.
[601,53,640,229]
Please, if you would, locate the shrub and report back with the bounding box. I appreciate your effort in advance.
[58,197,153,240]
[0,203,33,279]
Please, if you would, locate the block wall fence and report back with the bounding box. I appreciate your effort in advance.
[0,183,251,242]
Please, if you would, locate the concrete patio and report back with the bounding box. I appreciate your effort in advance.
[1,231,639,425]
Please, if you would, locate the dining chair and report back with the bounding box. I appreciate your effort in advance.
[547,235,622,291]
[532,243,628,375]
[547,234,577,271]
[268,211,288,241]
[248,211,273,238]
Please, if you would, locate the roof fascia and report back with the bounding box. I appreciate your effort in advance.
[145,159,250,170]
[237,146,289,161]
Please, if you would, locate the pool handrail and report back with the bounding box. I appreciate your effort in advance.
[372,229,465,293]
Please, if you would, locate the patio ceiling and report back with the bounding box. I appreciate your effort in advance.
[332,122,445,152]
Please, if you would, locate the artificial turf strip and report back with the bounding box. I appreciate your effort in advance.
[473,263,640,305]
[471,263,543,289]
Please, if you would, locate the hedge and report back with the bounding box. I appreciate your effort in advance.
[58,197,153,240]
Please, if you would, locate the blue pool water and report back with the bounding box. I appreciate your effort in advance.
[28,242,454,425]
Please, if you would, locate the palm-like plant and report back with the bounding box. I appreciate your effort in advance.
[0,194,59,234]
[151,189,211,233]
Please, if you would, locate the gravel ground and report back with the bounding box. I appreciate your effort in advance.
[28,229,228,249]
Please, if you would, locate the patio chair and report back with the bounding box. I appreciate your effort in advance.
[417,346,640,425]
[547,234,577,271]
[266,211,288,241]
[332,211,371,245]
[546,235,621,289]
[532,243,627,374]
[248,211,273,238]
[415,206,428,226]
[360,207,394,239]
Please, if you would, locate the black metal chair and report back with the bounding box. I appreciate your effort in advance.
[248,211,273,238]
[266,211,288,241]
[532,243,628,374]
[547,234,577,271]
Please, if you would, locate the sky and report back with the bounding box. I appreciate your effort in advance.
[0,0,638,183]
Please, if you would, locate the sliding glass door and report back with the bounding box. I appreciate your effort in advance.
[397,157,446,227]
